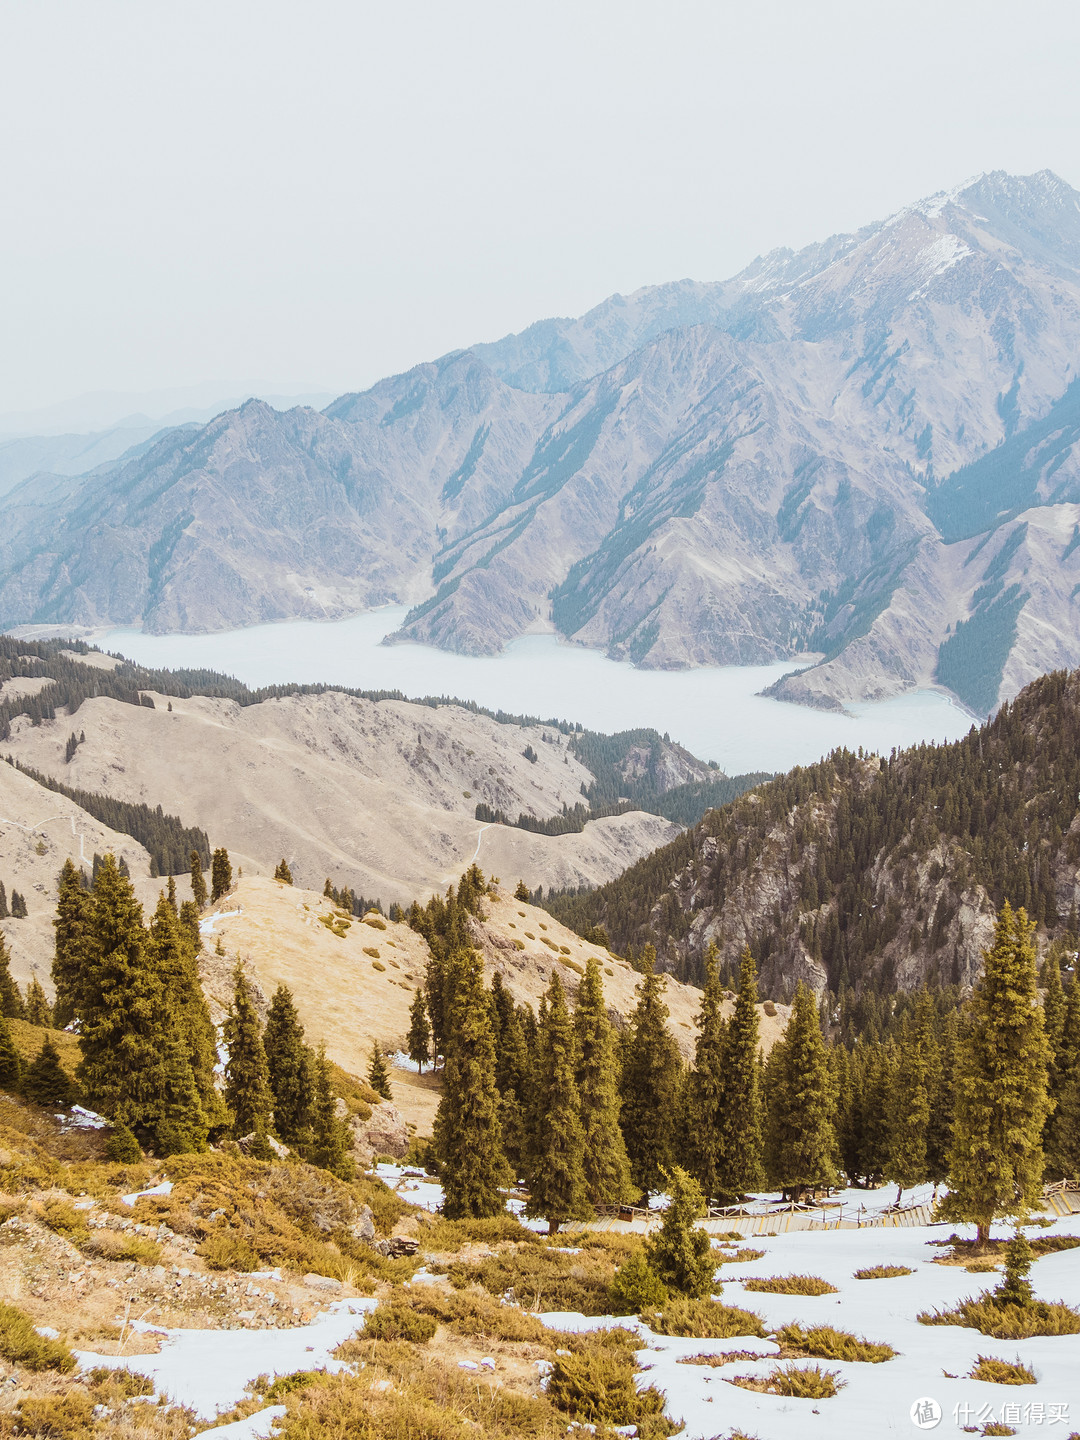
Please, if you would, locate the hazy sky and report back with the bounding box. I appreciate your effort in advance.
[3,0,1079,415]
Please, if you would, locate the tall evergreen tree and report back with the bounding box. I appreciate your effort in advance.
[76,855,206,1152]
[146,893,227,1132]
[0,1011,21,1091]
[368,1042,393,1100]
[884,1014,930,1202]
[407,987,431,1073]
[490,975,530,1175]
[764,982,837,1198]
[943,902,1052,1245]
[619,947,680,1203]
[223,964,273,1138]
[1043,970,1080,1181]
[190,849,207,909]
[52,858,92,1027]
[526,971,589,1232]
[716,946,764,1200]
[24,977,52,1028]
[210,849,233,903]
[645,1166,714,1299]
[23,1037,74,1108]
[273,859,294,885]
[263,984,315,1146]
[926,1008,957,1191]
[684,943,727,1200]
[433,946,508,1218]
[574,956,633,1206]
[308,1046,355,1179]
[0,882,8,919]
[0,934,25,1020]
[514,880,530,902]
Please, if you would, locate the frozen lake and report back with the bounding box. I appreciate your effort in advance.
[97,608,973,775]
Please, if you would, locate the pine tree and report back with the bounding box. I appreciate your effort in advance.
[574,955,633,1206]
[190,850,207,909]
[1045,970,1080,1180]
[490,975,529,1175]
[264,985,315,1146]
[716,946,764,1200]
[514,880,530,902]
[273,859,294,885]
[619,948,680,1203]
[178,899,201,950]
[368,1042,393,1100]
[883,1013,930,1202]
[0,882,7,919]
[0,934,24,1021]
[764,982,837,1198]
[166,875,178,913]
[609,1249,667,1312]
[943,903,1052,1245]
[76,855,206,1152]
[24,977,52,1028]
[526,971,590,1232]
[10,892,27,919]
[308,1047,354,1180]
[223,964,273,1138]
[407,988,431,1073]
[210,849,232,903]
[684,943,727,1201]
[433,947,508,1218]
[104,1122,142,1163]
[645,1166,714,1299]
[146,892,226,1132]
[0,1011,21,1091]
[52,858,92,1028]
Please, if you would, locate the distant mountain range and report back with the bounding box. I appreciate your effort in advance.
[3,170,1080,715]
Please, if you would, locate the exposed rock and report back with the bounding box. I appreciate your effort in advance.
[302,1273,343,1292]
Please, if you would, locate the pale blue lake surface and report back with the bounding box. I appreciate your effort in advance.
[97,607,974,775]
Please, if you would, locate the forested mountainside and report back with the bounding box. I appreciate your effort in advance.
[3,173,1080,711]
[545,668,1080,999]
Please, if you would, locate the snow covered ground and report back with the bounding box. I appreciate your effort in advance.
[73,1166,1080,1438]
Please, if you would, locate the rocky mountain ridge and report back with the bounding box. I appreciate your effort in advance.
[2,171,1080,711]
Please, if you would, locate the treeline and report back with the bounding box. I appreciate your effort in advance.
[408,869,1079,1248]
[5,757,210,877]
[545,668,1080,992]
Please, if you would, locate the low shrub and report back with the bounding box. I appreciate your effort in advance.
[742,1274,837,1295]
[401,1287,549,1344]
[918,1296,1080,1339]
[198,1228,261,1271]
[363,1303,437,1343]
[37,1198,89,1246]
[854,1263,913,1279]
[967,1259,999,1273]
[84,1231,163,1265]
[641,1297,767,1338]
[547,1335,672,1432]
[968,1355,1038,1385]
[734,1363,843,1399]
[87,1367,155,1398]
[717,1247,765,1264]
[777,1323,895,1362]
[13,1393,94,1439]
[762,1001,777,1016]
[0,1300,75,1371]
[419,1212,536,1250]
[449,1241,620,1314]
[263,1371,321,1402]
[609,1250,667,1312]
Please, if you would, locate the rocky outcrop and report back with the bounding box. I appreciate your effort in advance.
[343,1099,408,1166]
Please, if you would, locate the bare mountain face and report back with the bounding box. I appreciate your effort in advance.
[3,171,1080,713]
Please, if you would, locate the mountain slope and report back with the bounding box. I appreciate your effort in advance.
[3,172,1080,710]
[544,667,1080,999]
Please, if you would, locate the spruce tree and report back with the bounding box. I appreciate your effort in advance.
[308,1046,354,1179]
[0,1011,21,1091]
[514,880,530,902]
[407,987,431,1073]
[166,875,178,913]
[943,903,1052,1246]
[264,984,315,1146]
[223,964,274,1138]
[433,946,508,1218]
[24,978,52,1028]
[646,1166,715,1298]
[526,971,590,1232]
[273,859,294,885]
[368,1042,393,1100]
[491,976,530,1176]
[716,947,764,1200]
[0,934,25,1020]
[210,848,232,903]
[150,1025,209,1155]
[52,858,92,1027]
[190,849,207,909]
[574,955,633,1206]
[104,1122,142,1163]
[619,948,680,1203]
[146,893,227,1133]
[0,882,7,919]
[10,891,27,919]
[764,982,837,1198]
[926,1009,956,1191]
[883,1015,930,1202]
[1045,972,1080,1180]
[685,943,727,1201]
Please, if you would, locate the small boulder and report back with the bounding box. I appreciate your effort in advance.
[302,1273,343,1292]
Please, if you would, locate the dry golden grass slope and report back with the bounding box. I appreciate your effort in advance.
[5,689,680,909]
[201,876,789,1135]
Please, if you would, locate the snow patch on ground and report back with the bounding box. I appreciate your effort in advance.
[200,909,242,935]
[120,1180,174,1208]
[194,1407,286,1440]
[74,1298,377,1420]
